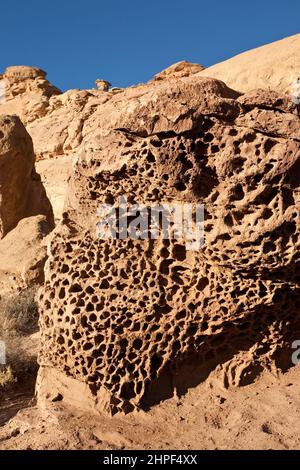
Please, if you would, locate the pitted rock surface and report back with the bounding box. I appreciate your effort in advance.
[36,75,300,414]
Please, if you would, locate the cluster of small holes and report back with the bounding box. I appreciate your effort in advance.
[39,117,300,413]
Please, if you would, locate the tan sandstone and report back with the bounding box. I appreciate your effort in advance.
[36,71,300,415]
[151,60,205,81]
[199,33,300,94]
[0,215,52,295]
[0,66,61,124]
[0,115,54,238]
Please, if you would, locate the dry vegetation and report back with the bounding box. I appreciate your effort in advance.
[0,288,39,390]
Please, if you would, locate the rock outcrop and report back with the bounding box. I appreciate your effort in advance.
[36,156,73,222]
[151,60,205,81]
[26,89,99,161]
[0,66,65,221]
[0,66,61,124]
[1,33,299,224]
[37,73,300,415]
[0,115,54,238]
[0,215,52,295]
[1,38,299,414]
[199,33,300,94]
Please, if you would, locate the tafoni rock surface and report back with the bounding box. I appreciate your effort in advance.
[35,72,300,414]
[0,34,299,418]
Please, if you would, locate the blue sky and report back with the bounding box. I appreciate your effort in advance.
[1,0,299,91]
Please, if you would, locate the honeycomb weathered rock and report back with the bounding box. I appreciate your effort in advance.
[37,75,300,414]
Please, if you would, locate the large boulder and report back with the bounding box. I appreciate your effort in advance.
[0,115,54,238]
[37,74,300,415]
[0,215,52,295]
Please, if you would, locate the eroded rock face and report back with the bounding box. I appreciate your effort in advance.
[36,156,73,222]
[0,66,65,221]
[27,89,101,161]
[0,215,52,295]
[0,66,61,124]
[151,60,205,81]
[37,75,300,414]
[0,115,54,238]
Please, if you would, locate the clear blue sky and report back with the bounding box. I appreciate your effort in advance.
[1,0,299,91]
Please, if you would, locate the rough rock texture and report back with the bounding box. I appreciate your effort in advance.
[26,89,101,161]
[0,66,65,220]
[0,215,52,295]
[152,61,205,81]
[0,115,54,238]
[1,33,298,221]
[14,62,204,162]
[36,156,73,222]
[26,89,105,220]
[0,66,61,124]
[0,66,114,221]
[19,66,205,219]
[37,74,300,415]
[199,33,300,94]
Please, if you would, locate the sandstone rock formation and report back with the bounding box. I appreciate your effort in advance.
[37,73,300,415]
[1,33,298,223]
[95,79,111,91]
[0,66,61,124]
[27,89,105,220]
[0,65,115,221]
[152,60,205,81]
[36,156,73,222]
[0,115,54,238]
[0,66,65,220]
[0,215,52,295]
[199,33,300,94]
[26,89,100,160]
